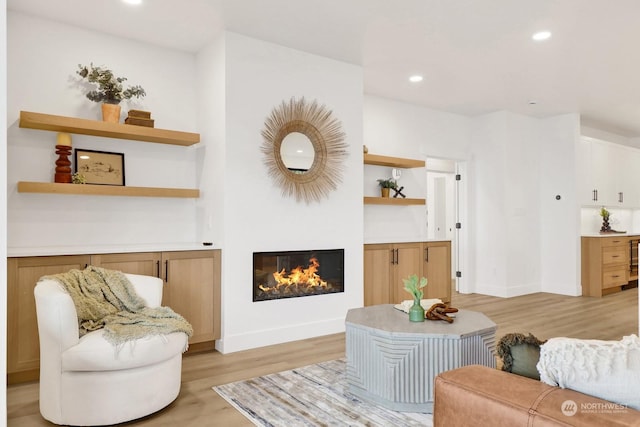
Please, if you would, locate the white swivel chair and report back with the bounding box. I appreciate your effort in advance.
[34,272,188,426]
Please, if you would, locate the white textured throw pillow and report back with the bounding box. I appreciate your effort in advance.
[537,335,640,410]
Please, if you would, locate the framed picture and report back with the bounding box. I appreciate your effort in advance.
[74,149,125,186]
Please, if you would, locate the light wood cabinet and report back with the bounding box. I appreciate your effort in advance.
[161,251,220,344]
[91,252,162,277]
[581,236,630,296]
[7,255,91,384]
[7,249,220,384]
[364,241,451,306]
[422,241,452,302]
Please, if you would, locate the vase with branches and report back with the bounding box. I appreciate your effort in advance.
[403,274,428,322]
[76,63,146,122]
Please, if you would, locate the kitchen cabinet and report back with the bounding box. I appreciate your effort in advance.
[364,241,451,306]
[7,249,220,384]
[581,236,630,296]
[578,138,640,207]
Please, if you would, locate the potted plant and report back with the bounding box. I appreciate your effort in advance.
[377,178,397,198]
[403,274,428,322]
[600,206,611,232]
[76,63,146,123]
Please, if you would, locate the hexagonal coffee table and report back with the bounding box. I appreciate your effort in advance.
[345,304,496,413]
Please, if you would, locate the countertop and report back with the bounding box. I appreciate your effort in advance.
[581,233,640,238]
[8,242,219,257]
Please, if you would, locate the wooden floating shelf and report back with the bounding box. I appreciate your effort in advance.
[364,154,425,168]
[19,111,200,146]
[17,182,199,198]
[364,197,426,205]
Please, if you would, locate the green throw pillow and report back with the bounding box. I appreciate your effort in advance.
[496,333,546,380]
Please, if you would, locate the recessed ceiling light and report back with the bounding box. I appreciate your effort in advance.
[122,0,142,5]
[532,31,551,41]
[528,100,537,105]
[409,75,423,83]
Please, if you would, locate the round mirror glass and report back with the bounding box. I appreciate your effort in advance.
[280,132,314,172]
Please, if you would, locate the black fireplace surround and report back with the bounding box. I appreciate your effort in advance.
[253,249,344,302]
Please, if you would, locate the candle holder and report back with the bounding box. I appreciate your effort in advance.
[54,145,72,183]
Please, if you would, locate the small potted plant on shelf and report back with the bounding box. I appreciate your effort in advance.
[76,63,146,123]
[377,178,397,198]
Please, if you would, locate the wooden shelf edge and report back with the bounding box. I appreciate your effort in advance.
[20,111,200,146]
[364,196,426,205]
[364,153,425,168]
[17,182,199,198]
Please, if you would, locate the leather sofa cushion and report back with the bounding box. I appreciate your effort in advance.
[434,365,640,427]
[62,329,187,372]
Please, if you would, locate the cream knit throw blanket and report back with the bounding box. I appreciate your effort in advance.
[45,266,193,347]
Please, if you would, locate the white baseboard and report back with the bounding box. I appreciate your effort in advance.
[215,317,345,354]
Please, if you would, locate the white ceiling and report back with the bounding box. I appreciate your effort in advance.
[8,0,640,137]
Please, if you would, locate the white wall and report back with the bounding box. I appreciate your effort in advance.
[539,114,581,295]
[470,111,580,297]
[363,96,470,243]
[212,33,364,353]
[7,12,200,250]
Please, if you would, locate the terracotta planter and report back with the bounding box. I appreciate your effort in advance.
[381,188,390,198]
[101,103,122,123]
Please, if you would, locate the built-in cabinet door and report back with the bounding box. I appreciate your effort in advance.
[422,241,452,303]
[363,244,392,306]
[590,141,617,206]
[580,138,640,208]
[7,255,91,384]
[91,252,162,278]
[577,138,596,206]
[616,146,640,208]
[162,250,220,343]
[392,243,423,303]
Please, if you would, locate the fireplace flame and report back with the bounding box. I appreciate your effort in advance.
[258,257,332,296]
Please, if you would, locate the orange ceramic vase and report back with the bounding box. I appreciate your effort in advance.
[101,103,121,123]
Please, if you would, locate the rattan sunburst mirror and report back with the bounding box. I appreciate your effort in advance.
[261,97,348,203]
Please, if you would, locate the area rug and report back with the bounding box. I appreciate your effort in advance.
[213,358,434,427]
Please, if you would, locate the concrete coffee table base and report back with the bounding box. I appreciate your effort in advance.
[345,305,496,413]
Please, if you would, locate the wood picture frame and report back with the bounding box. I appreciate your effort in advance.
[74,149,125,186]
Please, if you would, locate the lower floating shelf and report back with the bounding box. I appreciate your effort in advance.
[364,197,426,205]
[17,181,199,198]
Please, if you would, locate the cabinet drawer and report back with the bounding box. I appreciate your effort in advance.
[602,267,628,289]
[602,237,629,248]
[602,248,628,265]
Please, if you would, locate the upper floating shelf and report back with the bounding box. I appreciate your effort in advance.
[19,111,200,146]
[363,153,425,168]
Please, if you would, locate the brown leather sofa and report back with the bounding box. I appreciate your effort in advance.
[434,365,640,426]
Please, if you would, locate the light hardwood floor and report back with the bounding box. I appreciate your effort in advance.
[7,287,638,426]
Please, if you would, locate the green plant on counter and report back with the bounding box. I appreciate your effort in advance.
[600,207,610,219]
[403,274,428,300]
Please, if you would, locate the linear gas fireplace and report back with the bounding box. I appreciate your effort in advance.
[253,249,344,302]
